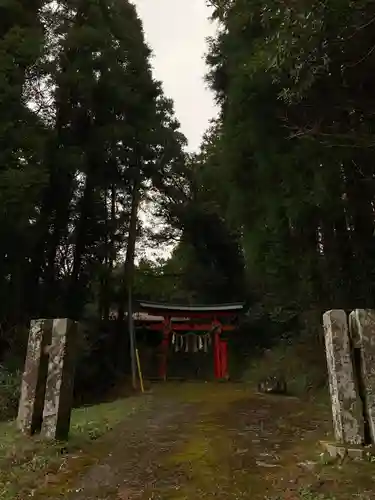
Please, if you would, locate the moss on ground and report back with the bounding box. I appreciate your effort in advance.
[140,385,375,500]
[0,383,375,500]
[0,395,148,499]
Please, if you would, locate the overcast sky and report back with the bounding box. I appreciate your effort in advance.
[133,0,218,152]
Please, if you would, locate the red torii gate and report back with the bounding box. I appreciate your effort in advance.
[138,301,244,380]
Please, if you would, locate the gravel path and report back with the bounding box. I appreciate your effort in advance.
[32,383,375,500]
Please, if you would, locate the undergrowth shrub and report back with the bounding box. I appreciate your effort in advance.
[242,313,328,399]
[0,366,21,421]
[73,319,127,406]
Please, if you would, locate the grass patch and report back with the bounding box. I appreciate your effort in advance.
[0,394,148,499]
[298,488,336,500]
[267,492,337,500]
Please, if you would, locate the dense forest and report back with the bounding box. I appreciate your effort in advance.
[142,0,375,316]
[0,0,188,407]
[1,0,375,412]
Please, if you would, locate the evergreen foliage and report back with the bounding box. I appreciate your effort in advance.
[198,0,375,316]
[0,0,186,366]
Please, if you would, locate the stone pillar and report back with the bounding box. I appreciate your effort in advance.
[41,318,78,441]
[351,309,375,444]
[323,310,363,445]
[17,319,53,435]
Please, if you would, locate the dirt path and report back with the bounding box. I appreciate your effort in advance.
[32,383,375,500]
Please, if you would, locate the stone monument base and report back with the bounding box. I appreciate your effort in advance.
[320,440,375,461]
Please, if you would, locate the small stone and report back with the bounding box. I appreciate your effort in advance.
[235,448,249,455]
[256,461,280,468]
[298,460,317,471]
[320,440,347,459]
[320,440,369,461]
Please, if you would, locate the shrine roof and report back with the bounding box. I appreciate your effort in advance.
[138,301,244,313]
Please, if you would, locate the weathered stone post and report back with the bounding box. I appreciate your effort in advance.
[41,318,78,441]
[17,319,53,435]
[322,310,363,445]
[350,309,375,444]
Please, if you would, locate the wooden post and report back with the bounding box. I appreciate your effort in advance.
[213,318,222,380]
[220,340,228,379]
[159,316,170,381]
[213,334,218,379]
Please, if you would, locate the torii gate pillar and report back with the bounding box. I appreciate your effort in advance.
[213,319,228,380]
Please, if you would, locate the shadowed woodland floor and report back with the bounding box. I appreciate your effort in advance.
[24,384,375,499]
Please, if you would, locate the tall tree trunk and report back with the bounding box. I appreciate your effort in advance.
[27,6,87,316]
[343,161,375,306]
[116,176,141,385]
[66,171,95,319]
[117,176,141,323]
[98,188,108,320]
